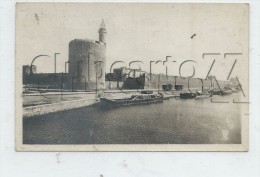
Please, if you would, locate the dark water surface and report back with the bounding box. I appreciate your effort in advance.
[23,95,241,144]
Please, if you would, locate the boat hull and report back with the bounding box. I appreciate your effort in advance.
[99,96,163,108]
[195,95,211,99]
[221,90,233,95]
[180,93,197,99]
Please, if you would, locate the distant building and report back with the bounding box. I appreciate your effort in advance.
[105,67,146,89]
[106,67,145,82]
[23,65,36,76]
[23,65,36,84]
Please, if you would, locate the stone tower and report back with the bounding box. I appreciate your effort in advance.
[98,19,107,45]
[68,20,107,90]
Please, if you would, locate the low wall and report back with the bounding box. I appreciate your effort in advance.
[23,99,96,118]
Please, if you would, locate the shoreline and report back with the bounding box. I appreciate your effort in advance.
[22,88,210,118]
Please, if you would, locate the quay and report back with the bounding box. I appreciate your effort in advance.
[22,89,183,118]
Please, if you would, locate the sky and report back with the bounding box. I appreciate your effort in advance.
[16,3,248,83]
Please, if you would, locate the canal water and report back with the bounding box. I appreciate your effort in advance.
[23,94,242,144]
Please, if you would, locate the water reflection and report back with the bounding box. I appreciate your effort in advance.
[23,94,241,144]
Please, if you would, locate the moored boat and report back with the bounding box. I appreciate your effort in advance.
[221,89,233,95]
[195,91,212,99]
[209,89,222,95]
[230,87,240,93]
[209,88,233,96]
[99,92,163,108]
[221,86,233,95]
[180,92,197,99]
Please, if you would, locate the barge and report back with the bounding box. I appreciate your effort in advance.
[99,92,163,108]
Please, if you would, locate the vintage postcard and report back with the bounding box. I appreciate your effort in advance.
[16,3,249,151]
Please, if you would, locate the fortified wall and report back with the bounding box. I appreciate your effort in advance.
[148,74,230,90]
[23,20,107,91]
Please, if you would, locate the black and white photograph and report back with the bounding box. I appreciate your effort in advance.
[15,3,249,151]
